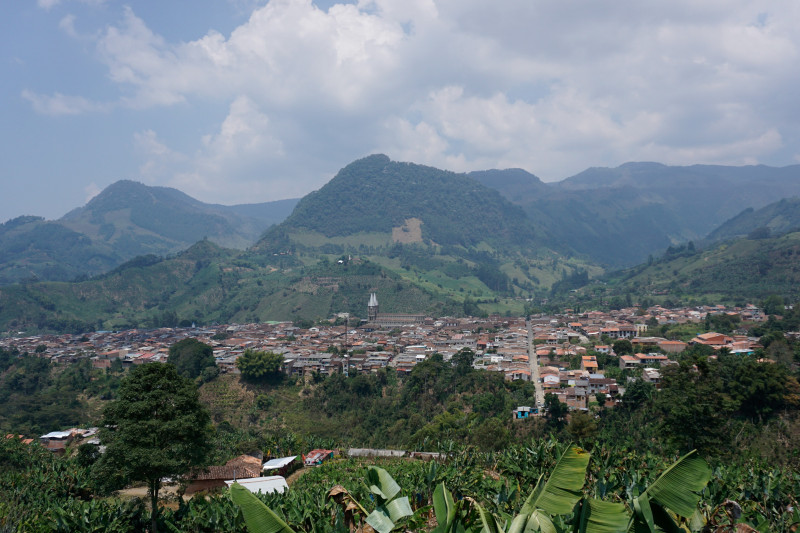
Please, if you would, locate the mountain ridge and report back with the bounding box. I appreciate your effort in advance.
[0,180,299,285]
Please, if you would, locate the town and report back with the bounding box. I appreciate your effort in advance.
[2,297,772,435]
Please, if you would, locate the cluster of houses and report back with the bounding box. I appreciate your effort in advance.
[2,302,772,431]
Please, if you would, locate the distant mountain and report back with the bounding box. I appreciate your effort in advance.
[0,156,598,333]
[706,197,800,243]
[0,216,118,285]
[258,155,594,297]
[9,156,800,332]
[468,168,550,205]
[584,230,800,304]
[0,181,298,285]
[278,155,539,247]
[475,162,800,268]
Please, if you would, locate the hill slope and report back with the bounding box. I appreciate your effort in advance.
[0,181,298,285]
[258,155,596,299]
[0,240,458,334]
[475,162,800,268]
[0,156,599,334]
[706,197,800,242]
[280,154,539,247]
[585,231,800,304]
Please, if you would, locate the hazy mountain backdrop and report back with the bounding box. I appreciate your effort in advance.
[0,180,298,285]
[3,156,800,333]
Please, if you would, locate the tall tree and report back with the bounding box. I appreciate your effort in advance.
[167,338,216,380]
[655,358,734,454]
[235,349,284,383]
[98,363,211,533]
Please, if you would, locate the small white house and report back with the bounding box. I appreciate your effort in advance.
[225,476,289,495]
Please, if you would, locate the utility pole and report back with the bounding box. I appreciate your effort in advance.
[341,313,350,376]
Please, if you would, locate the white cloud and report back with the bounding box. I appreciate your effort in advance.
[59,14,79,38]
[21,90,109,116]
[134,129,188,186]
[84,182,101,203]
[136,97,295,203]
[37,0,61,10]
[38,0,107,10]
[26,0,800,204]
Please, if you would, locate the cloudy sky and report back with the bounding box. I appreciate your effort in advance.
[3,0,799,221]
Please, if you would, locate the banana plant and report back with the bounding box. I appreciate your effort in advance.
[628,450,711,532]
[476,444,591,533]
[363,466,414,533]
[573,498,630,533]
[229,482,296,533]
[230,466,413,533]
[431,482,475,533]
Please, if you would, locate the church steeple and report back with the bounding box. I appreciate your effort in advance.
[368,293,379,321]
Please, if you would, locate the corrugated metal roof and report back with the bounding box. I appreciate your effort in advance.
[225,476,288,494]
[262,456,297,470]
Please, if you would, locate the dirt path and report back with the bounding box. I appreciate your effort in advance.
[117,484,188,502]
[286,467,310,486]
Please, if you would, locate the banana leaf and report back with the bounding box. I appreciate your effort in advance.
[432,482,460,533]
[523,445,591,516]
[477,445,591,533]
[366,466,401,502]
[631,450,711,532]
[229,482,295,533]
[577,499,630,533]
[364,466,413,533]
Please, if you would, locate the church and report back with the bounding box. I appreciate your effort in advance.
[364,292,425,328]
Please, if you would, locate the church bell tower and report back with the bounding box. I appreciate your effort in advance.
[368,293,379,322]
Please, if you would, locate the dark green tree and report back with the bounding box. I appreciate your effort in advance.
[472,417,510,451]
[762,294,785,316]
[544,393,568,431]
[655,358,734,454]
[98,363,212,533]
[452,348,475,376]
[566,410,598,442]
[731,358,789,421]
[235,349,284,383]
[612,339,633,355]
[621,378,655,411]
[595,392,607,406]
[167,338,216,380]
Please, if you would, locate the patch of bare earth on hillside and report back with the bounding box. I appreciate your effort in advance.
[392,218,423,244]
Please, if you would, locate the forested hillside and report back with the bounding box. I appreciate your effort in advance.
[0,240,458,334]
[564,230,800,307]
[706,196,800,242]
[279,154,539,247]
[475,162,800,267]
[0,180,297,285]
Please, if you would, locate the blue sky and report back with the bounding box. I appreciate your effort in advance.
[3,0,799,221]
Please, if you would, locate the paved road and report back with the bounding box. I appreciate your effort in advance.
[527,319,545,407]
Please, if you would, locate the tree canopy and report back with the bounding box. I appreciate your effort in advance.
[235,349,284,383]
[98,362,212,533]
[167,338,217,381]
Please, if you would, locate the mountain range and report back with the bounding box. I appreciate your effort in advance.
[2,156,800,333]
[0,181,298,285]
[472,162,800,267]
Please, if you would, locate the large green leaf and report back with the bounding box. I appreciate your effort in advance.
[523,445,591,516]
[433,482,458,533]
[632,494,655,533]
[367,497,413,533]
[649,503,684,533]
[229,483,295,533]
[578,499,630,533]
[640,450,711,518]
[476,503,505,533]
[366,466,401,502]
